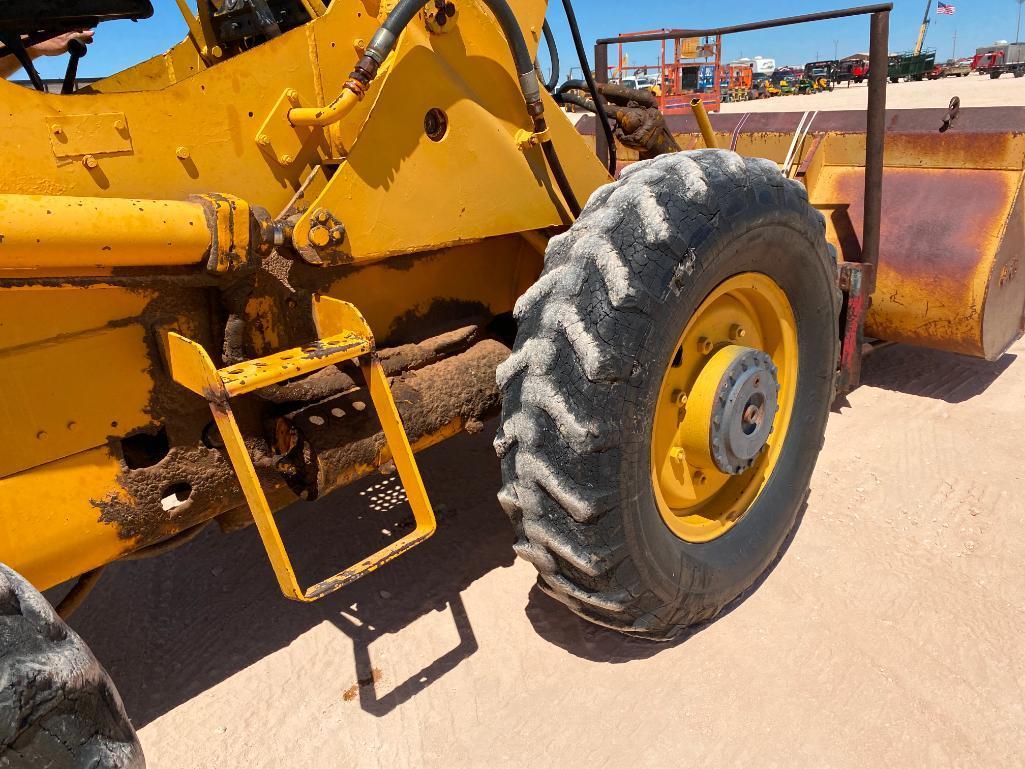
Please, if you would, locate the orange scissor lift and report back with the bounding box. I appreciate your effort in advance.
[614,30,723,113]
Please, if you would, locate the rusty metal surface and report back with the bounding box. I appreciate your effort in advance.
[816,166,1024,358]
[578,105,1025,360]
[277,339,509,501]
[837,262,873,394]
[576,106,1025,138]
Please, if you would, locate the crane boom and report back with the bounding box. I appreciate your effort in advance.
[913,0,931,55]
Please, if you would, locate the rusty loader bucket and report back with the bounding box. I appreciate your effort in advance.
[577,106,1025,362]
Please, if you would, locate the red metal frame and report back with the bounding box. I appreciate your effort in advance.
[614,31,723,113]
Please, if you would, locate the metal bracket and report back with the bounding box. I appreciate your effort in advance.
[256,88,318,167]
[48,113,132,160]
[836,261,873,395]
[515,127,552,151]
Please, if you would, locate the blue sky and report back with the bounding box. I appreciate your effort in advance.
[25,0,1025,80]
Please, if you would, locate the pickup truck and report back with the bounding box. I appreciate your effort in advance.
[929,59,972,78]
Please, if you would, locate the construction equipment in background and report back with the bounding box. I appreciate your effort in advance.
[972,41,1025,78]
[2,2,1023,765]
[912,0,932,56]
[720,62,753,102]
[612,28,723,113]
[887,48,937,81]
[928,57,972,78]
[803,59,839,88]
[837,56,869,83]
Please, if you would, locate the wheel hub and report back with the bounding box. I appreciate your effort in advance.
[707,348,779,475]
[650,272,798,543]
[676,345,779,475]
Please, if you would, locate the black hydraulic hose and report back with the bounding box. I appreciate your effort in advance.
[560,0,617,175]
[554,91,598,113]
[541,130,581,216]
[541,19,560,92]
[357,1,581,217]
[558,78,589,95]
[366,0,541,115]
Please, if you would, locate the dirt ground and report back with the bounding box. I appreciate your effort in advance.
[66,334,1025,768]
[720,73,1025,112]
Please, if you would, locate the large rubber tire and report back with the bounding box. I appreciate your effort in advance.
[0,564,144,768]
[495,151,838,639]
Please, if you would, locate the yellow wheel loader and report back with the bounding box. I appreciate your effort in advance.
[1,1,1023,764]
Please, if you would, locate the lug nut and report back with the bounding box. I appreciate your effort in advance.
[729,324,747,341]
[671,389,688,406]
[670,447,686,464]
[698,337,713,355]
[693,470,707,486]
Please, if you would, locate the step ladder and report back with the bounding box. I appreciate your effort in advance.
[161,295,436,602]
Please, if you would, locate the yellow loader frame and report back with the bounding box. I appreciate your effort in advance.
[0,0,609,593]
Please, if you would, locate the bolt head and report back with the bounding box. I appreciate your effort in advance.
[285,88,299,102]
[82,154,98,169]
[729,324,747,341]
[698,337,714,355]
[176,146,190,159]
[671,389,688,407]
[278,153,294,165]
[257,134,271,147]
[693,470,707,486]
[670,447,686,464]
[308,225,331,247]
[51,124,63,135]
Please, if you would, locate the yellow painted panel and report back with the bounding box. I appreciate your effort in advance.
[0,324,153,478]
[325,236,540,340]
[48,113,133,159]
[0,285,151,350]
[0,446,132,590]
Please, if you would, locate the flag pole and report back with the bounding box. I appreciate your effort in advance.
[952,27,957,59]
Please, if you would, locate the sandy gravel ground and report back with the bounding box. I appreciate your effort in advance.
[720,74,1025,112]
[67,336,1025,768]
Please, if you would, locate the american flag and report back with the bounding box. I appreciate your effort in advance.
[937,1,955,14]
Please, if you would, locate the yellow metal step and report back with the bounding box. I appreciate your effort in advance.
[218,332,370,397]
[161,295,436,602]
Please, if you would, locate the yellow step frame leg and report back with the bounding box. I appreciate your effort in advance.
[162,297,436,602]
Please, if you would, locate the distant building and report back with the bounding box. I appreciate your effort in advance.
[728,56,775,75]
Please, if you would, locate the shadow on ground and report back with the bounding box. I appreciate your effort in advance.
[860,344,1015,403]
[69,426,515,727]
[66,344,1013,726]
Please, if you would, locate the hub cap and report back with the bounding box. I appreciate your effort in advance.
[651,273,798,543]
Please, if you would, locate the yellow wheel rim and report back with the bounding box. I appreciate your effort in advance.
[650,272,798,543]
